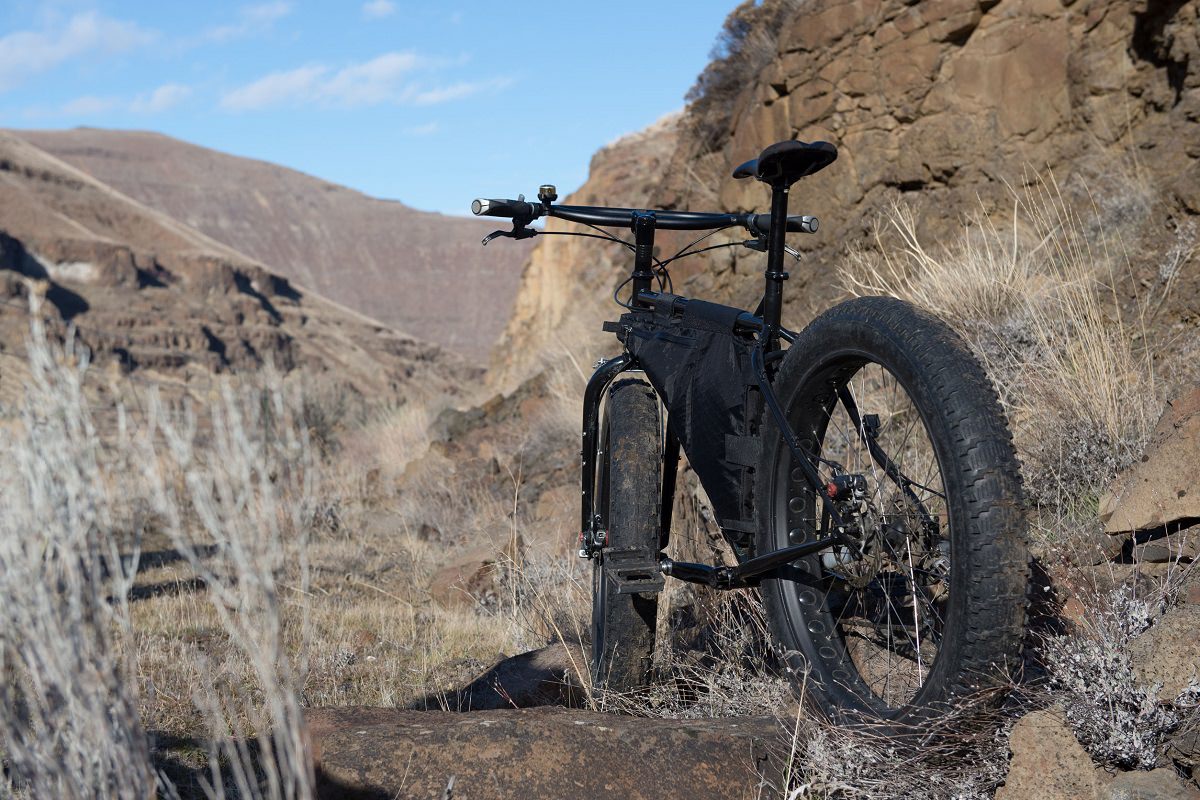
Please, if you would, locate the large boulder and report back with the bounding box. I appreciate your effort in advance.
[1102,768,1200,800]
[1102,388,1200,535]
[997,710,1108,800]
[1127,604,1200,701]
[307,707,784,800]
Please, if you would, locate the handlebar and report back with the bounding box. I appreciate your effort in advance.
[471,198,818,235]
[470,198,539,220]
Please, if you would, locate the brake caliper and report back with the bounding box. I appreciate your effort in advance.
[822,472,886,588]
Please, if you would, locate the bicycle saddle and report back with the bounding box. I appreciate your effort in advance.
[732,140,838,187]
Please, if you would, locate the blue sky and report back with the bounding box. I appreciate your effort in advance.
[0,1,736,215]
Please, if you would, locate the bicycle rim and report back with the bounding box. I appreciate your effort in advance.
[768,355,954,715]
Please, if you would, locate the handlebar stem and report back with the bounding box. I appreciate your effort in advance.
[631,212,657,308]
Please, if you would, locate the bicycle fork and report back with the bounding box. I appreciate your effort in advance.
[578,346,854,592]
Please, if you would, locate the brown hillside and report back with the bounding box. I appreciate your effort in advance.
[493,0,1199,384]
[0,130,474,407]
[10,127,531,362]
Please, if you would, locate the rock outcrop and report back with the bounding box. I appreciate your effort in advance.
[998,710,1110,800]
[0,131,474,405]
[999,707,1200,800]
[1102,386,1200,534]
[12,128,530,361]
[307,706,783,800]
[494,0,1200,382]
[489,113,681,389]
[408,643,586,712]
[1128,602,1200,701]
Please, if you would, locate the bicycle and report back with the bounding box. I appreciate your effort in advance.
[473,139,1030,727]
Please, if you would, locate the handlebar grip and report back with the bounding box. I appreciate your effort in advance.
[788,215,819,233]
[471,198,537,219]
[749,214,819,234]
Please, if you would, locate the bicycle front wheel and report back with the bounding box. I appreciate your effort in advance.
[754,296,1029,726]
[591,377,661,691]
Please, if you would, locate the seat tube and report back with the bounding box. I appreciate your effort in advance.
[762,185,790,347]
[631,211,657,308]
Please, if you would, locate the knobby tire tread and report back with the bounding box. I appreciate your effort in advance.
[592,377,661,691]
[755,296,1030,724]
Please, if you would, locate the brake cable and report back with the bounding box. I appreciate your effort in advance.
[657,225,736,268]
[533,219,779,306]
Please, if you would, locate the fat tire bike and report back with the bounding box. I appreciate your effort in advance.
[474,139,1029,728]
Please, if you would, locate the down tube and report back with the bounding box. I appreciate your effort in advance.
[580,354,633,545]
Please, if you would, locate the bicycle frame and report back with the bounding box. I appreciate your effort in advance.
[576,183,860,591]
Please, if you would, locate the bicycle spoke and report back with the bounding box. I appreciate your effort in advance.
[786,358,952,708]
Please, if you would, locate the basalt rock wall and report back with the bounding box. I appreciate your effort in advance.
[493,0,1200,384]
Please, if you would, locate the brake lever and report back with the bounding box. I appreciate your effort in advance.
[741,237,801,262]
[482,223,539,246]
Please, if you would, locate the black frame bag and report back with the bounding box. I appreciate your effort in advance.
[615,297,761,554]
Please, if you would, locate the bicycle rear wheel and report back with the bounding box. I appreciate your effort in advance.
[755,296,1028,726]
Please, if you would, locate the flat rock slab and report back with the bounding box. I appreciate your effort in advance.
[1101,387,1200,534]
[308,707,785,800]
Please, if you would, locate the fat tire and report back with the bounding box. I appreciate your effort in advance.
[754,296,1029,727]
[591,377,661,691]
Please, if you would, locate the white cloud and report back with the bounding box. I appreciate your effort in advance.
[403,122,439,136]
[0,12,158,92]
[362,1,396,19]
[409,78,508,106]
[202,2,293,43]
[244,2,294,24]
[320,52,423,106]
[60,95,121,115]
[221,64,325,110]
[57,83,192,117]
[130,83,192,113]
[221,52,504,111]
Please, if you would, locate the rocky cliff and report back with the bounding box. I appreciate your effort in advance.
[489,114,681,390]
[0,131,473,407]
[493,0,1199,382]
[11,128,530,362]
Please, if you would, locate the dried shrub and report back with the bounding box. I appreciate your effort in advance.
[590,590,792,719]
[842,176,1161,516]
[686,0,806,150]
[789,712,1012,800]
[1040,582,1188,770]
[0,310,318,799]
[0,316,155,799]
[144,371,317,800]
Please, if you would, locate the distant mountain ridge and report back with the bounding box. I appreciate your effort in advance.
[0,129,474,409]
[10,128,531,361]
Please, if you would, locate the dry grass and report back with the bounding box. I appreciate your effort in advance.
[842,175,1163,515]
[0,310,502,798]
[3,156,1196,798]
[0,316,155,799]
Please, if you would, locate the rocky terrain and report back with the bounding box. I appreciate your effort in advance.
[0,130,474,409]
[2,0,1199,798]
[493,0,1200,385]
[365,0,1200,798]
[10,127,530,361]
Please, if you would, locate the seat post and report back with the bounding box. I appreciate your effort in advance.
[761,184,790,347]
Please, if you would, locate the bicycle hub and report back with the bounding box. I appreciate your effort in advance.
[826,473,867,501]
